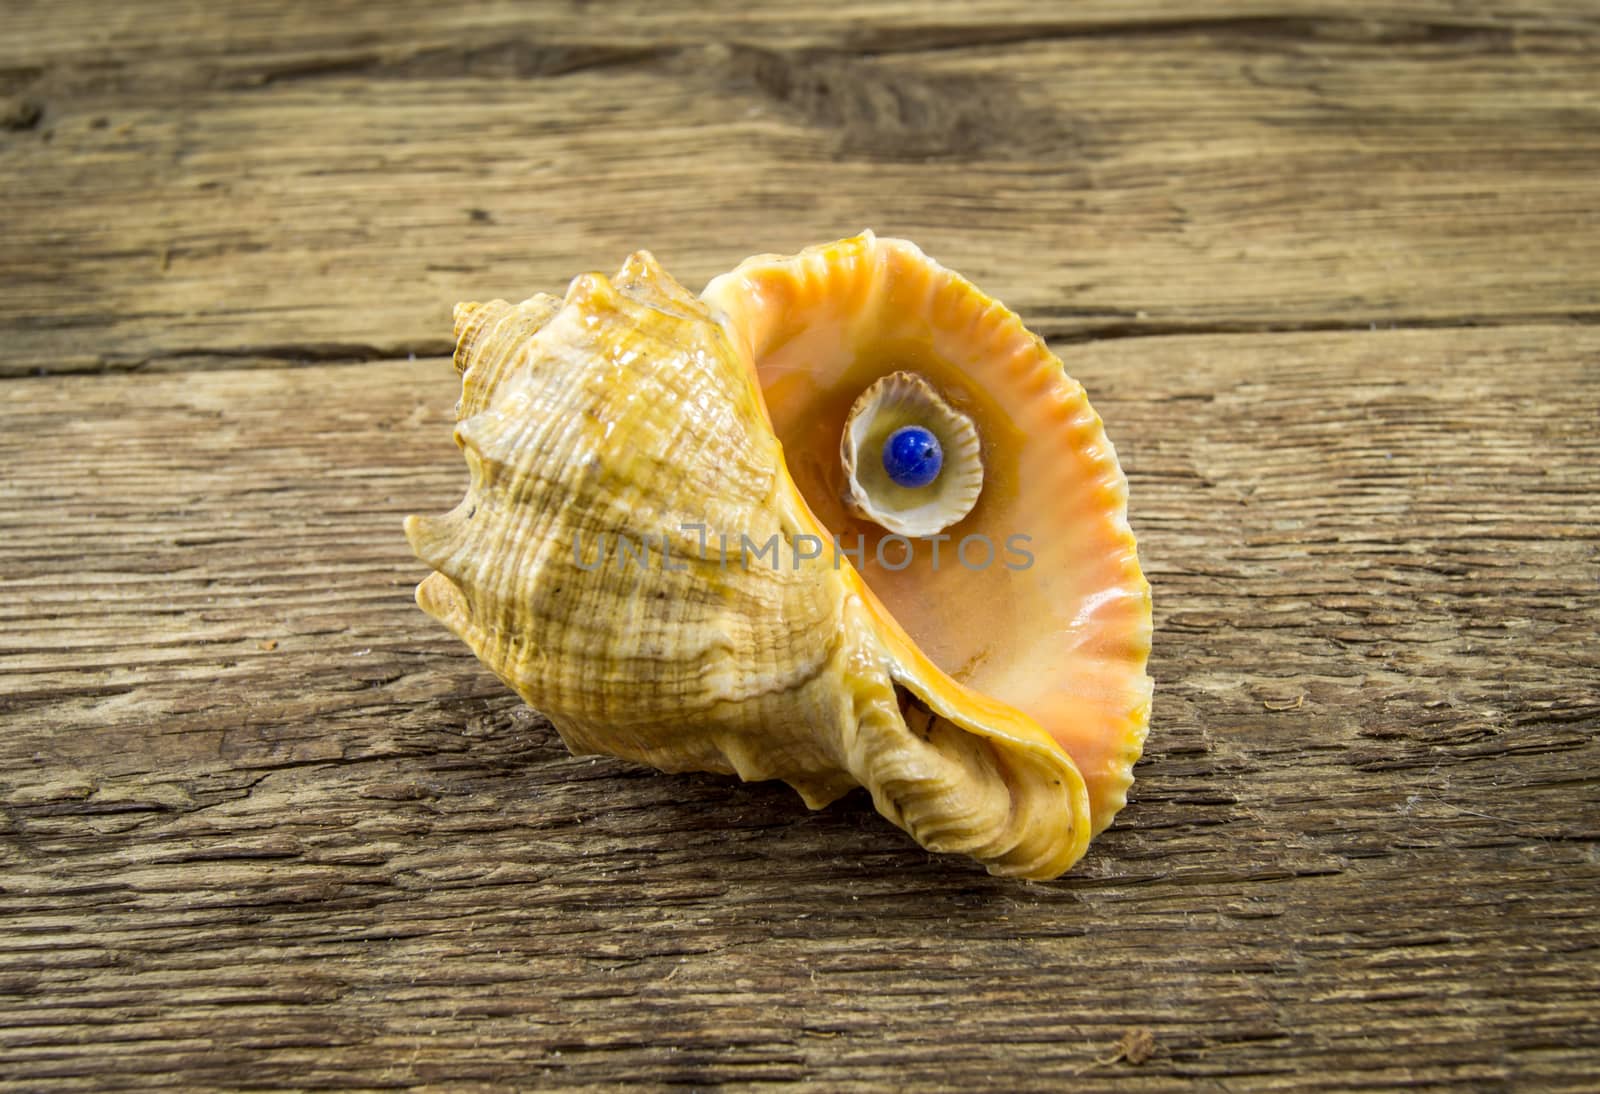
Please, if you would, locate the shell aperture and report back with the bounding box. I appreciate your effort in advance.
[706,233,1152,840]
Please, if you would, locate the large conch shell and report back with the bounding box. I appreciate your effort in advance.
[406,233,1152,879]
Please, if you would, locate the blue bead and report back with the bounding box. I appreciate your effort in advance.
[882,426,943,488]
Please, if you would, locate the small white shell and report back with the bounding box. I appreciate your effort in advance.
[840,371,983,537]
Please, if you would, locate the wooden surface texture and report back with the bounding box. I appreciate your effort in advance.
[3,2,1598,1089]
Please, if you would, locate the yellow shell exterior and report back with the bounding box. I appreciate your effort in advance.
[408,240,1150,879]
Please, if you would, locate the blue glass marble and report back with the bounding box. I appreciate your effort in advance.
[882,426,943,488]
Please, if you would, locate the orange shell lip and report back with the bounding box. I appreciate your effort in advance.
[704,231,1154,837]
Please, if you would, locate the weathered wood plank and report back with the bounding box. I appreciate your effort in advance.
[3,326,1596,1088]
[5,0,1600,61]
[5,1,1598,1087]
[3,3,1598,373]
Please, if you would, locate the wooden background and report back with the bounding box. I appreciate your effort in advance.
[3,2,1598,1089]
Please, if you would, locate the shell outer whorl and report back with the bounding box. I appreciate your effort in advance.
[405,247,1102,879]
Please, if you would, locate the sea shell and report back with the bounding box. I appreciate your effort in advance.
[407,236,1152,878]
[839,370,985,537]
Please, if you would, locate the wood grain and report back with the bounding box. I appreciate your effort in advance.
[3,0,1599,1089]
[3,3,1598,373]
[3,326,1597,1089]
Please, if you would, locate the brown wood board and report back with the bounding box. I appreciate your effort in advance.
[2,2,1598,1090]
